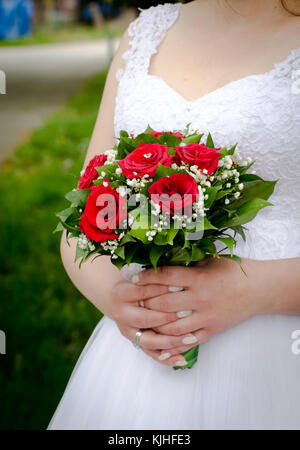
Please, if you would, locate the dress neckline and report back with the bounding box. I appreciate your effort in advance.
[146,2,300,105]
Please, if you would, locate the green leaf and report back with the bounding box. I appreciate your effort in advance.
[119,234,136,245]
[65,189,90,207]
[226,179,277,210]
[157,132,181,147]
[221,253,242,265]
[154,225,179,246]
[219,144,237,157]
[206,133,215,148]
[114,245,125,259]
[144,124,154,133]
[152,163,179,181]
[133,133,158,146]
[120,130,129,138]
[111,256,126,270]
[217,236,235,255]
[164,247,191,266]
[149,245,166,269]
[204,186,217,208]
[56,207,77,223]
[182,133,203,144]
[239,174,263,182]
[128,227,149,244]
[198,239,217,256]
[53,222,64,234]
[191,245,206,261]
[232,225,247,242]
[216,198,273,228]
[75,243,89,262]
[95,163,118,181]
[215,189,232,200]
[117,137,135,159]
[125,244,139,265]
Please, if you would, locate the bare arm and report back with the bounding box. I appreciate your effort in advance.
[60,30,130,316]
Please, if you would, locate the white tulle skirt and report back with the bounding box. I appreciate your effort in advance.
[48,217,300,430]
[48,310,300,430]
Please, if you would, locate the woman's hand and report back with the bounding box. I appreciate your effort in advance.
[110,279,199,366]
[132,257,275,361]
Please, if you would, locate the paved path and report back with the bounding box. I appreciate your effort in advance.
[0,39,119,162]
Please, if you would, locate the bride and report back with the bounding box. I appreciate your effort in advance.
[49,0,300,430]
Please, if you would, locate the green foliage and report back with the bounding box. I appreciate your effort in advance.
[0,72,107,429]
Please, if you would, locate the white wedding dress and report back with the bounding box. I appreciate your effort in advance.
[49,3,300,430]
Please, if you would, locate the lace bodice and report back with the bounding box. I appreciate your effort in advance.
[114,2,300,260]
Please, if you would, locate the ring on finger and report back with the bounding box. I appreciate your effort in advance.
[133,330,143,349]
[176,310,193,318]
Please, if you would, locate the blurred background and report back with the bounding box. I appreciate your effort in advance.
[0,0,182,430]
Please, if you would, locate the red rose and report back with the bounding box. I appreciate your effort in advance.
[80,180,127,243]
[150,130,184,141]
[174,143,221,175]
[78,154,107,189]
[118,142,172,179]
[148,173,199,216]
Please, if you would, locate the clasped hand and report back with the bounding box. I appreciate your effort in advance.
[110,257,268,366]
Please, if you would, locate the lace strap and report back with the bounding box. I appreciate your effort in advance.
[272,47,300,79]
[116,3,181,82]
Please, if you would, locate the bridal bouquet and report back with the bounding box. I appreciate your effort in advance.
[55,124,276,369]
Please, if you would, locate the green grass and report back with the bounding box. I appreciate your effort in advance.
[0,22,123,47]
[0,72,107,429]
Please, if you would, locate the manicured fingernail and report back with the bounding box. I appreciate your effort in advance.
[139,300,144,307]
[182,335,197,345]
[173,359,187,366]
[158,352,171,361]
[168,286,184,292]
[176,310,192,318]
[131,274,139,283]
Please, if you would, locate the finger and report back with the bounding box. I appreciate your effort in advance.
[132,266,196,288]
[125,304,178,329]
[143,291,196,313]
[142,347,187,367]
[112,280,171,303]
[154,313,204,336]
[126,327,200,350]
[158,329,210,358]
